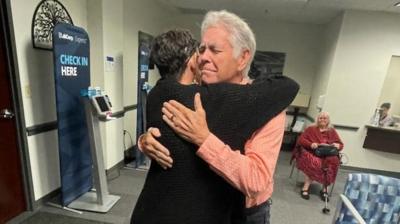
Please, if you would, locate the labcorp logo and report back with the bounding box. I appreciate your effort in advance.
[58,32,74,41]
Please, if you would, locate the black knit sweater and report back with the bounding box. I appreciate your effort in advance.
[131,75,299,224]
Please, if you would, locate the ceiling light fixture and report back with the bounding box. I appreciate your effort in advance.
[395,2,400,7]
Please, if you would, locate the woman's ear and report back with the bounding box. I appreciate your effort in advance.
[188,54,197,70]
[189,54,202,84]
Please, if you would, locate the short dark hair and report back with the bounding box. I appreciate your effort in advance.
[150,29,198,79]
[381,102,391,109]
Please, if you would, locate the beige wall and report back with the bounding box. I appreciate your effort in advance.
[87,0,125,169]
[317,10,400,172]
[379,56,400,115]
[122,0,178,143]
[324,10,400,126]
[11,0,88,127]
[250,19,323,96]
[308,14,344,119]
[102,0,124,169]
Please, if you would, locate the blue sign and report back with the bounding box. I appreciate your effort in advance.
[135,31,152,168]
[53,23,92,206]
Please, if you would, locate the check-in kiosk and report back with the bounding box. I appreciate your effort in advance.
[68,95,120,213]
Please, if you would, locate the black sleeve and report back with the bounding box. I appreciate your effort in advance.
[146,76,299,150]
[199,75,299,140]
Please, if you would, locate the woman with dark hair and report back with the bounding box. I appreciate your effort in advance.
[149,29,200,84]
[131,29,299,224]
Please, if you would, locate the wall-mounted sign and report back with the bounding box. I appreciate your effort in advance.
[31,0,73,50]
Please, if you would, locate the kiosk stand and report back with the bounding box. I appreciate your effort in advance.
[68,95,120,213]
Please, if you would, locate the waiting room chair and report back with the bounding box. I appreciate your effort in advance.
[333,173,400,224]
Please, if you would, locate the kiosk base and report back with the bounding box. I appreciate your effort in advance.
[68,191,120,213]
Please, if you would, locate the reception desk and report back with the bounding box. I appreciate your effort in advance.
[363,125,400,154]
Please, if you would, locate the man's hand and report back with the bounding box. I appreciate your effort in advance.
[162,93,210,146]
[138,127,173,169]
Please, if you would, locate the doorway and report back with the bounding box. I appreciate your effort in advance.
[0,1,27,223]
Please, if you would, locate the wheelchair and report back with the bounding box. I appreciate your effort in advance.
[290,145,344,214]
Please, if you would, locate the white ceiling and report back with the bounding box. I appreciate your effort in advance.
[160,0,400,24]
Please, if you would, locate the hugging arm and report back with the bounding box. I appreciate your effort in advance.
[163,75,299,146]
[140,75,299,169]
[160,75,299,197]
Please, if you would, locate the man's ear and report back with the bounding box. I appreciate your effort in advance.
[237,49,251,72]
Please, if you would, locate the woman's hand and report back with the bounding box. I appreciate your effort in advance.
[332,143,340,149]
[311,143,318,149]
[138,127,173,169]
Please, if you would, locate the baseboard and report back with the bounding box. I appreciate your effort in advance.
[32,187,61,210]
[124,145,136,164]
[341,165,400,179]
[106,160,125,180]
[29,161,125,212]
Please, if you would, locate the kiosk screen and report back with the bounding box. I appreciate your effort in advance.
[95,96,110,112]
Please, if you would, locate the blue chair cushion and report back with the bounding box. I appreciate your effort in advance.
[335,173,400,224]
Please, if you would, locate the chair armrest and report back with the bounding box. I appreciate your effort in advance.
[339,194,366,224]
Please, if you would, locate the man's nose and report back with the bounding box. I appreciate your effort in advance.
[198,50,211,66]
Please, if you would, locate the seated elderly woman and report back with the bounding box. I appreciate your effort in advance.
[293,111,343,201]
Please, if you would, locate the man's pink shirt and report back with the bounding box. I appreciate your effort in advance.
[196,84,285,208]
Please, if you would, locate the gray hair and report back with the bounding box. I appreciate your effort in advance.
[201,10,256,78]
[315,111,333,129]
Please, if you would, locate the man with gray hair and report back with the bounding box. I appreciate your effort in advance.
[140,10,285,224]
